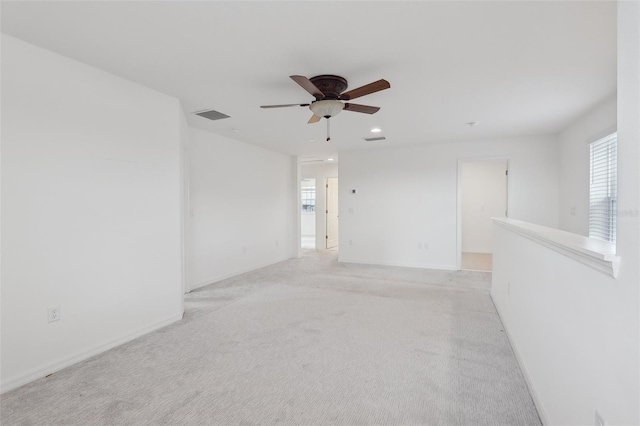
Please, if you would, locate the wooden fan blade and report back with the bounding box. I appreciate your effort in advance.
[261,103,310,109]
[340,79,390,101]
[343,103,380,114]
[308,114,322,124]
[290,75,324,98]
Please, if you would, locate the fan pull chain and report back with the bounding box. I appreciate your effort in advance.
[326,117,331,142]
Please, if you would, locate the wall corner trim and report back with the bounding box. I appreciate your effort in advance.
[492,218,619,278]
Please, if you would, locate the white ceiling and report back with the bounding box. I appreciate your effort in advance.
[1,1,616,160]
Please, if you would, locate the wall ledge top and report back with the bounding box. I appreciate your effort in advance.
[492,218,619,278]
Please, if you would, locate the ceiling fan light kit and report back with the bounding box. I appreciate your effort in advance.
[261,74,390,142]
[309,100,345,118]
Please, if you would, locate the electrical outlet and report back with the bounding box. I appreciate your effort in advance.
[348,240,353,246]
[275,239,279,246]
[242,246,247,254]
[424,243,429,250]
[48,306,60,323]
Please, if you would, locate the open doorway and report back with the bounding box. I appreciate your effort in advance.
[326,177,339,250]
[459,159,508,271]
[301,178,316,249]
[300,160,339,251]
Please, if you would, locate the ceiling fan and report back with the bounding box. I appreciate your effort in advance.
[261,75,390,141]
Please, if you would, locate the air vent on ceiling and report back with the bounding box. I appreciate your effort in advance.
[301,158,324,163]
[193,109,230,121]
[363,136,386,142]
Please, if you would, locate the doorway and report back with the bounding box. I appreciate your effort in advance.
[459,160,508,271]
[326,177,339,250]
[301,179,316,249]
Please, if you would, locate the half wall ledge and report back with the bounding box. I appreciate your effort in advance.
[492,218,620,278]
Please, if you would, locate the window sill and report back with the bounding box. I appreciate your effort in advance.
[492,218,619,278]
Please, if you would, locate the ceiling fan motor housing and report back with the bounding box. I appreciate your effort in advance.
[309,75,348,100]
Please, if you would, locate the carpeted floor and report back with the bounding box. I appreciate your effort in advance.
[1,251,541,425]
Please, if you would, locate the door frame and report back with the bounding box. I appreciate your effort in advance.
[325,177,339,249]
[295,157,302,258]
[456,156,511,270]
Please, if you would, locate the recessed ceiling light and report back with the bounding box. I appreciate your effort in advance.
[327,158,335,161]
[308,139,316,142]
[466,121,480,127]
[371,127,382,133]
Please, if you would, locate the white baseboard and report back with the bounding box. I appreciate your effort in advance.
[188,256,293,292]
[1,313,184,394]
[338,257,458,271]
[491,296,548,425]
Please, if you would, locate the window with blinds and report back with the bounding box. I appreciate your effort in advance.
[589,132,617,244]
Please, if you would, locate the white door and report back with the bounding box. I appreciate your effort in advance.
[326,177,339,249]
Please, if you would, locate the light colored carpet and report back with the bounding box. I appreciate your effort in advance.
[1,251,540,425]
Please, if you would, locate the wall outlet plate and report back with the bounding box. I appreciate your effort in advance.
[48,306,60,323]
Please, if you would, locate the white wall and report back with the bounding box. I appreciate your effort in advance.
[491,223,637,425]
[301,162,339,250]
[301,178,316,189]
[338,136,559,269]
[1,35,184,392]
[301,213,315,236]
[492,4,639,424]
[558,94,617,235]
[461,160,508,253]
[187,128,295,291]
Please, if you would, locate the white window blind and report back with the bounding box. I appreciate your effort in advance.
[589,132,617,244]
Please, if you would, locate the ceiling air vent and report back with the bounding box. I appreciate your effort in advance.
[193,109,230,121]
[363,136,386,142]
